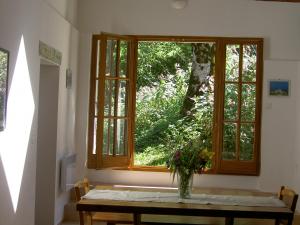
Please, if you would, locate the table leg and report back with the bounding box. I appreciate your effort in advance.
[225,217,234,225]
[287,219,293,225]
[79,211,85,225]
[133,213,141,225]
[87,212,93,225]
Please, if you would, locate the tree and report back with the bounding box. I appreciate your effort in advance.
[180,43,215,117]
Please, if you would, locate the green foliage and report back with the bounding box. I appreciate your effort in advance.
[135,41,216,167]
[137,42,191,90]
[134,41,257,167]
[135,72,188,154]
[134,145,169,166]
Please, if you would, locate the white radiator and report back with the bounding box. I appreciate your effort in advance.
[60,153,76,192]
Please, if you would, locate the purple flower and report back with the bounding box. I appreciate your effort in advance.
[175,150,181,159]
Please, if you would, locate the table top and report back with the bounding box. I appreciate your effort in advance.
[77,185,293,220]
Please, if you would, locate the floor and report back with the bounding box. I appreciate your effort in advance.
[60,218,276,225]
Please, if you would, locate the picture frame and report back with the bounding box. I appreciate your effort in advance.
[0,47,9,131]
[66,68,72,89]
[269,80,290,97]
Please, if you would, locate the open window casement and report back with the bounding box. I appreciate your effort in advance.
[217,39,263,175]
[87,34,263,175]
[87,33,136,169]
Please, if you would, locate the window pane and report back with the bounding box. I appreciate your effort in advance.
[222,123,237,160]
[240,123,254,161]
[95,80,98,116]
[109,119,114,155]
[242,45,257,82]
[120,41,128,78]
[103,118,114,155]
[115,119,128,156]
[92,118,97,154]
[224,84,238,121]
[241,84,256,121]
[103,118,109,155]
[104,80,115,116]
[117,81,128,116]
[106,40,117,77]
[226,45,240,81]
[96,40,100,78]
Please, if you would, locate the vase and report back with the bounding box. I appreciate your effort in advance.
[177,172,193,199]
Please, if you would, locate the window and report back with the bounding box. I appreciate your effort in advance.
[87,34,263,175]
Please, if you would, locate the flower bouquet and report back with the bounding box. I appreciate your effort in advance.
[167,139,213,198]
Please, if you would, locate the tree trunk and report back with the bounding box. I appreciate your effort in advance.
[180,43,216,116]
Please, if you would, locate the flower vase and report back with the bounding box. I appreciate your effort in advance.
[177,172,193,199]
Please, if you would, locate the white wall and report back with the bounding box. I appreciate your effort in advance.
[76,0,300,196]
[78,0,300,60]
[35,64,59,225]
[39,1,79,224]
[0,0,41,224]
[0,0,79,224]
[293,62,300,195]
[259,60,299,190]
[44,0,78,28]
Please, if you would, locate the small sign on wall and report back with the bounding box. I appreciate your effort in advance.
[39,41,62,65]
[269,80,290,97]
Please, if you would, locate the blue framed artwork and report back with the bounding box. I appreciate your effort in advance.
[269,80,290,97]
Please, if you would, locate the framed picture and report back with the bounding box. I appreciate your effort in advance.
[66,68,72,89]
[269,80,290,97]
[0,48,9,131]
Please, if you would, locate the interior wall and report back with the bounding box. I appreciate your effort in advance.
[0,0,41,224]
[44,0,78,28]
[259,60,298,190]
[35,64,59,225]
[39,2,79,224]
[75,33,91,180]
[0,0,79,224]
[78,0,300,60]
[293,62,300,194]
[76,0,300,195]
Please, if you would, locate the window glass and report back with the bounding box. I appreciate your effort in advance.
[104,80,115,116]
[225,45,239,82]
[222,123,237,160]
[240,123,254,161]
[106,40,117,77]
[242,45,257,82]
[224,84,239,121]
[241,84,256,121]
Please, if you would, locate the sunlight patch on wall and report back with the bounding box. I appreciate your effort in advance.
[0,35,35,212]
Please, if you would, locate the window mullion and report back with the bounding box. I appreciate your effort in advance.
[128,40,137,166]
[96,36,107,167]
[214,40,224,173]
[236,44,243,161]
[113,40,121,156]
[87,36,99,168]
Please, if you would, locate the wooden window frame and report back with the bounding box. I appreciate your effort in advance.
[87,34,263,176]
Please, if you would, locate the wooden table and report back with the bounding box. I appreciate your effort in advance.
[76,186,294,225]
